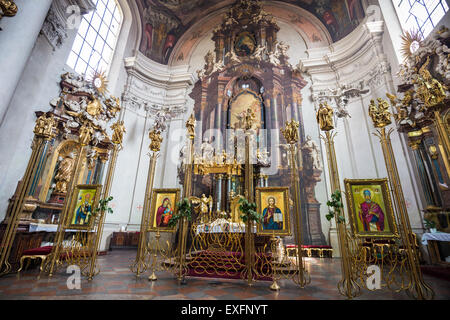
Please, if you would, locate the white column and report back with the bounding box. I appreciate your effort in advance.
[0,0,53,124]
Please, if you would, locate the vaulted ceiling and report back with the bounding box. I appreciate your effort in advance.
[136,0,366,64]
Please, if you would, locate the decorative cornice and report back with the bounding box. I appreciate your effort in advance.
[40,0,95,50]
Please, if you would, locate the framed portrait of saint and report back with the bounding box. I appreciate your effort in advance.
[67,184,102,230]
[148,189,180,233]
[344,178,399,239]
[256,187,291,236]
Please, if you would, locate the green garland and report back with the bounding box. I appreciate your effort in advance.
[325,190,345,223]
[168,198,192,228]
[93,196,114,217]
[238,197,262,224]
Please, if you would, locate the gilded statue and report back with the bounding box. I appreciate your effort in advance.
[86,97,102,117]
[0,0,18,18]
[416,57,447,109]
[186,113,196,138]
[110,120,126,146]
[34,114,56,138]
[105,96,121,116]
[281,120,300,144]
[368,98,392,128]
[189,194,213,223]
[149,129,163,152]
[54,153,75,194]
[79,123,94,145]
[316,102,334,131]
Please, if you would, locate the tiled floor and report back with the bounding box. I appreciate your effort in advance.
[0,249,448,300]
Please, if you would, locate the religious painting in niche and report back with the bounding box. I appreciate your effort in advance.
[234,32,256,57]
[148,189,180,233]
[256,187,291,236]
[67,184,101,230]
[229,90,262,130]
[344,179,399,239]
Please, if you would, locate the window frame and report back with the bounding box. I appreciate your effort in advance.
[66,0,123,77]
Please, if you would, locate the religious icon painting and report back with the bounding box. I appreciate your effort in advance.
[148,189,180,233]
[256,187,291,236]
[67,184,102,230]
[234,31,256,56]
[344,178,399,239]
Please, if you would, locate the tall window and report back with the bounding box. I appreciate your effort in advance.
[66,0,123,76]
[393,0,448,39]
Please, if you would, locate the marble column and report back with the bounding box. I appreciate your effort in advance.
[216,174,223,212]
[0,0,53,125]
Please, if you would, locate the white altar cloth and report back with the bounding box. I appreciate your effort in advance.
[421,232,450,245]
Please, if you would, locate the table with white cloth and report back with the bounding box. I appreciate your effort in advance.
[421,232,450,264]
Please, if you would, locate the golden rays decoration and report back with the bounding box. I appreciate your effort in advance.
[90,70,109,95]
[400,30,422,60]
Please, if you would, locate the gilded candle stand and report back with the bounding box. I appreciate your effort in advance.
[368,98,434,299]
[281,120,310,288]
[316,102,360,299]
[0,114,56,276]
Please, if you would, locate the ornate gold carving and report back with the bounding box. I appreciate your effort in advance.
[79,123,94,146]
[186,113,196,138]
[189,194,213,223]
[368,98,392,128]
[281,120,300,144]
[110,120,126,146]
[316,102,334,131]
[54,154,75,193]
[149,129,163,152]
[34,114,57,138]
[0,0,18,18]
[429,145,439,160]
[416,57,447,109]
[400,30,422,60]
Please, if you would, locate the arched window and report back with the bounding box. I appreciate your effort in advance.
[66,0,123,76]
[393,0,448,39]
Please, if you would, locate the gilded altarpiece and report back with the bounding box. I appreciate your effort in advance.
[185,0,325,245]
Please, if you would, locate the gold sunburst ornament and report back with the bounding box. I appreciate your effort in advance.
[90,70,109,95]
[400,30,422,60]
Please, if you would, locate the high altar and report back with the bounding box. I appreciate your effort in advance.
[182,0,325,245]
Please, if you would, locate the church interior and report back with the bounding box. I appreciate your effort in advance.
[0,0,449,302]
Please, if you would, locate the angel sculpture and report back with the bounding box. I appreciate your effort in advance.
[189,194,213,223]
[226,49,241,64]
[252,45,266,62]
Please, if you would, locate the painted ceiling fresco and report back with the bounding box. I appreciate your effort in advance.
[137,0,365,64]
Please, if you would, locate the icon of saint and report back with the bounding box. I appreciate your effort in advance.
[75,193,93,225]
[156,198,173,227]
[263,197,283,230]
[359,190,385,232]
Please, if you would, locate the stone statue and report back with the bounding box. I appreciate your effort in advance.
[252,45,266,62]
[303,135,322,170]
[201,138,215,163]
[54,153,75,194]
[316,102,334,131]
[226,49,241,64]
